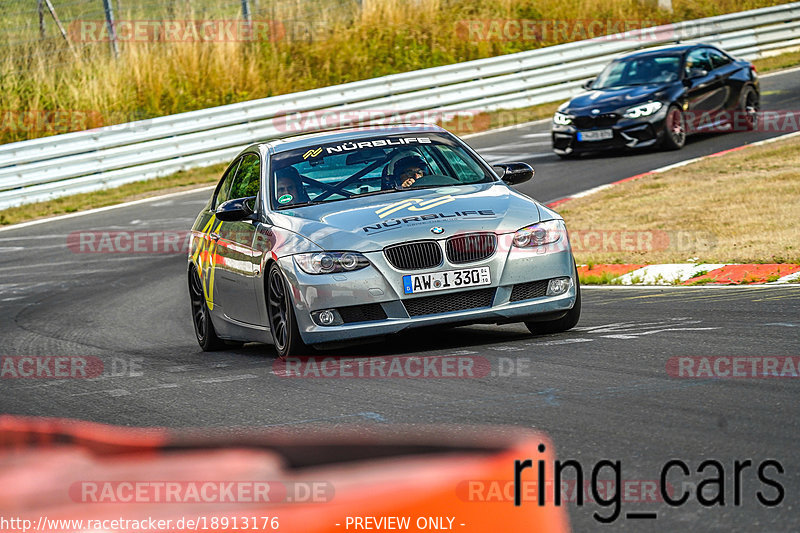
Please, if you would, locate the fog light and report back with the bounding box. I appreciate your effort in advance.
[318,310,336,325]
[546,277,571,296]
[312,309,343,326]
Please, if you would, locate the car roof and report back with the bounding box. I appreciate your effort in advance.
[255,123,448,154]
[614,42,718,60]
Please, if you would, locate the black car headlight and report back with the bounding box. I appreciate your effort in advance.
[553,112,573,125]
[622,101,663,119]
[512,220,567,248]
[294,252,370,274]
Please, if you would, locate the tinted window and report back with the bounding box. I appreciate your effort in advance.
[708,49,732,69]
[213,158,241,209]
[685,49,713,74]
[228,153,261,199]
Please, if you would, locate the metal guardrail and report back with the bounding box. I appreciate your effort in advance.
[1,2,799,209]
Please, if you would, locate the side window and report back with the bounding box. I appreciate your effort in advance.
[213,158,241,209]
[708,49,732,69]
[685,49,712,75]
[228,153,261,200]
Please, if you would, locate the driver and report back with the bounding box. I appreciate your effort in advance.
[632,58,659,83]
[275,166,309,205]
[393,156,429,189]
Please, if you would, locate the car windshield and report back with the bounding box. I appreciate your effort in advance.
[592,54,682,89]
[270,133,495,208]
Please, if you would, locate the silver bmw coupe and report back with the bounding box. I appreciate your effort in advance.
[188,124,580,356]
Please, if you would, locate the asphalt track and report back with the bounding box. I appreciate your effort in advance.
[1,68,799,532]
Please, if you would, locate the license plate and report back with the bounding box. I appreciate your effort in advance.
[577,129,613,141]
[403,267,491,295]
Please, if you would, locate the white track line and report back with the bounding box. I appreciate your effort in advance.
[0,186,214,233]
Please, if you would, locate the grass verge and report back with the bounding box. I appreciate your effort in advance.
[559,134,800,265]
[753,48,800,73]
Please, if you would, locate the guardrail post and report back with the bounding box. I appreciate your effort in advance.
[38,0,46,39]
[43,0,73,50]
[102,0,119,58]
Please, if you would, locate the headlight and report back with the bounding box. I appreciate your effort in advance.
[553,112,573,125]
[294,252,370,274]
[623,101,663,119]
[512,220,567,248]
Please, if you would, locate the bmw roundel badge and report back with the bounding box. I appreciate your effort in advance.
[431,227,444,235]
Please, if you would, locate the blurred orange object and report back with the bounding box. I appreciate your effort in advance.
[0,416,570,532]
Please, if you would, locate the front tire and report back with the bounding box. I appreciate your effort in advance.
[189,266,225,351]
[266,263,309,357]
[661,105,686,150]
[525,265,581,335]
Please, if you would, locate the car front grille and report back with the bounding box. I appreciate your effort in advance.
[509,280,550,302]
[384,240,443,271]
[573,113,620,129]
[403,288,496,317]
[446,233,497,264]
[337,303,387,324]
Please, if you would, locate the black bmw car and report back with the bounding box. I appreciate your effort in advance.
[551,43,759,157]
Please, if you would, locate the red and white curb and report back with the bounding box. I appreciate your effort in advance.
[578,263,800,285]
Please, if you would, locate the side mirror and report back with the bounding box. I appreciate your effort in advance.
[493,162,534,186]
[582,78,595,90]
[687,67,708,79]
[215,196,256,222]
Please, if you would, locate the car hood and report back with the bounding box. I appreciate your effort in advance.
[268,183,546,252]
[564,84,668,114]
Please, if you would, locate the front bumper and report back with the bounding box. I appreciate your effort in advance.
[551,108,668,155]
[278,235,577,345]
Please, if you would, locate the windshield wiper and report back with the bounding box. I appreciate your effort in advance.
[275,200,325,209]
[353,189,403,198]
